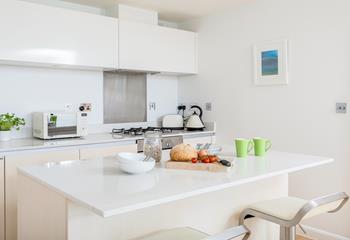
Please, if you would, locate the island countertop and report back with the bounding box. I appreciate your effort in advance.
[18,151,333,218]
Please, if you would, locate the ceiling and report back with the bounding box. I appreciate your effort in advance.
[63,0,241,22]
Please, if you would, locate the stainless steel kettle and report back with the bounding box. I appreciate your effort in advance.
[186,105,205,131]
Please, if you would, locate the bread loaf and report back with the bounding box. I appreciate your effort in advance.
[170,144,197,161]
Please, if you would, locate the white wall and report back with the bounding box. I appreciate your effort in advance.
[0,65,104,137]
[147,75,179,123]
[179,0,350,237]
[0,65,178,137]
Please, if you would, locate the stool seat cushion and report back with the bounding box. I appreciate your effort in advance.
[248,197,308,221]
[134,227,208,240]
[248,197,342,221]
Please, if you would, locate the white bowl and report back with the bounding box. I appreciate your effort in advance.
[116,152,155,174]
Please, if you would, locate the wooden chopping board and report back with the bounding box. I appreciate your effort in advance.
[165,160,232,172]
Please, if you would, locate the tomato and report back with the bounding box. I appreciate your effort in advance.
[202,158,210,164]
[209,155,218,163]
[191,158,198,163]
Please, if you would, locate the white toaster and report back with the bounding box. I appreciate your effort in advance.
[162,115,184,130]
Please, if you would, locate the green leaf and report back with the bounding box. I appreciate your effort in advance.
[0,113,25,131]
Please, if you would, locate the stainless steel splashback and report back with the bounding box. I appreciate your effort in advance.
[103,72,147,123]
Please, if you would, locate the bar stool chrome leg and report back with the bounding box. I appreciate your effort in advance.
[242,231,250,240]
[280,226,295,240]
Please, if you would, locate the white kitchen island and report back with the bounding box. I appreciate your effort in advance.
[17,151,332,240]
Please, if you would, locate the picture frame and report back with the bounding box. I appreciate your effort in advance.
[253,39,289,86]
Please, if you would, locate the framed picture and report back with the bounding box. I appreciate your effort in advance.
[253,39,289,85]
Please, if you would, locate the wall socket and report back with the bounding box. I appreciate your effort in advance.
[336,102,347,113]
[64,103,73,112]
[149,102,156,111]
[205,102,212,111]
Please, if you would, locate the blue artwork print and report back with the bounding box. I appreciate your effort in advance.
[261,50,278,76]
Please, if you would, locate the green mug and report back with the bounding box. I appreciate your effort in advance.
[235,138,253,158]
[253,137,272,156]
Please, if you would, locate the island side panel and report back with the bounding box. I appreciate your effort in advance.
[67,174,287,240]
[18,174,67,240]
[6,149,79,240]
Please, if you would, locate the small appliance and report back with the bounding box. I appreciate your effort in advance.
[162,115,184,130]
[33,112,88,139]
[185,105,205,131]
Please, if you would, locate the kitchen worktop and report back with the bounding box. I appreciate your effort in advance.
[0,130,215,154]
[18,150,332,218]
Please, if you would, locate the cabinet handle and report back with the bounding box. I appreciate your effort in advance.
[0,157,4,161]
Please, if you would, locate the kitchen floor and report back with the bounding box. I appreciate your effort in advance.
[297,235,314,240]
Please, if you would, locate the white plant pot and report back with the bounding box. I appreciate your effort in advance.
[0,130,11,141]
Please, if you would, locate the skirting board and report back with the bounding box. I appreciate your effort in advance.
[302,225,350,240]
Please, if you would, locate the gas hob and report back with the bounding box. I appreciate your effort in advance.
[111,127,175,138]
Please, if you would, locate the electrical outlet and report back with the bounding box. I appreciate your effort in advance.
[149,102,156,111]
[205,102,212,111]
[336,102,347,113]
[64,103,72,112]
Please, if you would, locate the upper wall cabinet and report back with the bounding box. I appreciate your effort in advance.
[0,0,118,70]
[119,20,198,74]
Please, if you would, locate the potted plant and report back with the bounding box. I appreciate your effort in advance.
[0,113,25,141]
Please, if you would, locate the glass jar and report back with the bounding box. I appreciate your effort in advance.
[143,131,162,162]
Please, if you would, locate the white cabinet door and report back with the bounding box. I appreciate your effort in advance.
[119,20,197,74]
[5,149,80,240]
[80,143,138,160]
[0,0,118,69]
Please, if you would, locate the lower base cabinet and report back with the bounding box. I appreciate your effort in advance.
[5,149,80,240]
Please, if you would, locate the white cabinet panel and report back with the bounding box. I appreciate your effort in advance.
[5,149,79,240]
[0,0,118,69]
[119,20,197,74]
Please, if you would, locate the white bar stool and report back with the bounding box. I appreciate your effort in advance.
[134,225,249,240]
[239,192,349,240]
